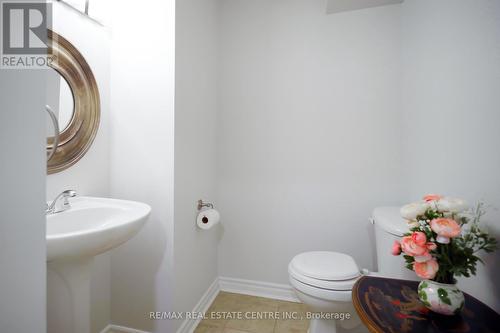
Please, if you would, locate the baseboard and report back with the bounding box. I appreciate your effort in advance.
[219,276,300,303]
[100,323,152,333]
[176,277,221,333]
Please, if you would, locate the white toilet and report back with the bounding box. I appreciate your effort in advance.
[288,207,416,333]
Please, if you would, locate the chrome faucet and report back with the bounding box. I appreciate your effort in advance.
[46,190,77,215]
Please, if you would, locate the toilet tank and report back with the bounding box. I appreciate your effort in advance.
[372,207,418,280]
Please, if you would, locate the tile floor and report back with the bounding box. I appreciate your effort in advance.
[194,292,310,333]
[109,291,368,333]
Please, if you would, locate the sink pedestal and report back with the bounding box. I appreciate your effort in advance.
[47,258,92,333]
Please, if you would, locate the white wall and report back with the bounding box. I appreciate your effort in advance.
[46,3,111,332]
[174,0,220,329]
[217,0,403,284]
[108,0,176,332]
[400,0,500,312]
[0,71,46,331]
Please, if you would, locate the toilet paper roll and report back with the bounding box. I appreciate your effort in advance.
[196,209,220,230]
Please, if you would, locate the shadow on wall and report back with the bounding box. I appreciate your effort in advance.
[485,228,500,310]
[366,222,378,273]
[111,209,171,332]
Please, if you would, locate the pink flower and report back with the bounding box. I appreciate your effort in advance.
[430,218,461,244]
[391,240,402,255]
[426,242,437,251]
[414,252,432,263]
[401,235,428,257]
[423,194,443,202]
[412,232,427,246]
[413,258,439,279]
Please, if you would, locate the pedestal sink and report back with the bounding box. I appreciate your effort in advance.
[46,197,151,333]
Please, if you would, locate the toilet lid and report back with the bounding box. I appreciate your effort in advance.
[290,251,360,281]
[372,206,409,236]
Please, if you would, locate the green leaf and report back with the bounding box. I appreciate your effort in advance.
[438,288,452,305]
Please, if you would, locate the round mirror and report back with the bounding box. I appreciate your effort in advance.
[46,69,75,137]
[46,30,100,174]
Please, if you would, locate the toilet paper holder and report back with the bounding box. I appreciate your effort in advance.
[197,199,214,211]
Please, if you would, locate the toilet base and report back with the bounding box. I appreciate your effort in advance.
[309,317,338,333]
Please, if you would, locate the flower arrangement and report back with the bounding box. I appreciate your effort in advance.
[392,194,497,284]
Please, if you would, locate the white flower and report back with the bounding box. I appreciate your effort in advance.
[436,197,468,213]
[408,221,420,229]
[400,202,429,220]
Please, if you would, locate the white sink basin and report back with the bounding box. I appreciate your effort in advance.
[46,196,151,262]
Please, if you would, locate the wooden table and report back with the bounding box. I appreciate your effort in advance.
[352,276,500,333]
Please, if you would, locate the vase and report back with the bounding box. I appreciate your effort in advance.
[417,280,465,315]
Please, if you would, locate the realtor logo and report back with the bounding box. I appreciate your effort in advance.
[1,1,52,69]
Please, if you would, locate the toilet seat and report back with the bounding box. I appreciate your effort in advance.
[289,264,359,291]
[289,275,353,302]
[289,251,360,291]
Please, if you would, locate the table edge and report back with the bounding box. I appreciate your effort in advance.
[352,275,385,333]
